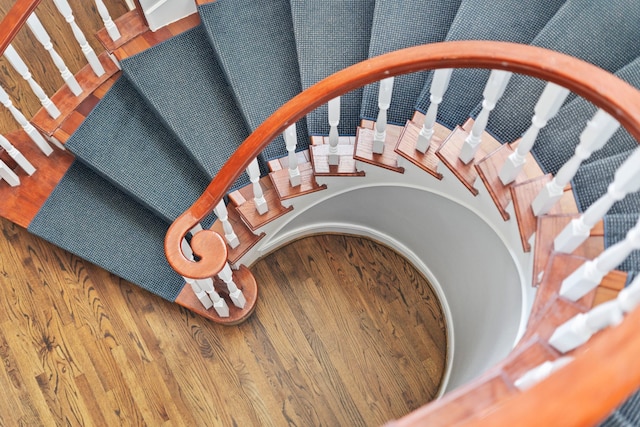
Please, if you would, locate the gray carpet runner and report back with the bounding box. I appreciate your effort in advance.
[484,0,640,143]
[198,0,308,161]
[532,56,640,175]
[602,390,640,427]
[121,25,251,189]
[290,0,375,135]
[603,213,640,275]
[65,76,213,225]
[572,149,640,215]
[359,0,461,125]
[29,161,185,301]
[413,0,565,129]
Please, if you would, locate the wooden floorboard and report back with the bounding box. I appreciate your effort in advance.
[0,219,447,426]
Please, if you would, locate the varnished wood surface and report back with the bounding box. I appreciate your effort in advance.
[394,119,446,180]
[310,135,365,176]
[0,222,447,426]
[0,0,129,134]
[229,176,294,232]
[354,122,405,174]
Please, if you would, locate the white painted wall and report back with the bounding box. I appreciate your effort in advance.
[138,0,197,31]
[255,185,524,392]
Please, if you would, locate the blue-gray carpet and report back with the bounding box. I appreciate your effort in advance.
[485,0,640,143]
[359,0,461,125]
[413,0,565,128]
[198,0,309,160]
[121,25,251,190]
[291,0,375,136]
[65,76,214,225]
[28,161,184,301]
[604,213,640,275]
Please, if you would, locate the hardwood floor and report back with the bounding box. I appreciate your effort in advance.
[0,218,447,426]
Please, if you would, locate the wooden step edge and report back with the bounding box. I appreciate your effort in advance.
[353,124,405,174]
[31,53,121,139]
[209,204,266,265]
[475,142,545,222]
[434,118,502,196]
[96,9,148,53]
[510,175,578,252]
[528,253,598,325]
[113,13,201,62]
[0,146,18,171]
[393,119,445,180]
[0,129,75,228]
[532,214,605,287]
[233,176,294,231]
[268,161,327,201]
[309,135,366,177]
[174,264,258,325]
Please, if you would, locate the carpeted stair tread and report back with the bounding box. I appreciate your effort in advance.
[360,0,461,125]
[291,0,375,135]
[198,0,308,160]
[572,149,640,214]
[121,25,250,189]
[602,390,640,427]
[603,213,640,274]
[28,161,185,301]
[532,56,640,175]
[65,77,212,224]
[413,0,565,129]
[485,0,640,143]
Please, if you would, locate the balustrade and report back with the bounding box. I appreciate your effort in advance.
[0,160,20,187]
[327,96,340,165]
[372,77,394,154]
[0,135,35,175]
[283,123,301,187]
[514,357,574,391]
[213,200,240,249]
[416,68,452,153]
[0,84,52,155]
[247,158,268,215]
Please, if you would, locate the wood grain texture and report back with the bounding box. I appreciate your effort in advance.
[0,0,129,134]
[0,223,447,426]
[231,176,294,232]
[310,135,365,176]
[354,123,405,173]
[394,118,447,180]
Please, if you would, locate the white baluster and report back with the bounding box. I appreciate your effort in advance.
[532,110,620,216]
[549,299,624,353]
[218,262,246,309]
[0,85,52,156]
[213,200,240,249]
[499,83,570,184]
[617,274,640,313]
[372,77,394,154]
[554,147,640,253]
[327,96,340,165]
[416,68,453,153]
[459,70,512,164]
[52,0,105,77]
[4,45,61,119]
[0,160,20,187]
[181,237,229,316]
[247,158,268,215]
[0,135,35,175]
[94,0,121,42]
[26,13,83,96]
[514,357,573,391]
[560,215,640,301]
[283,123,301,187]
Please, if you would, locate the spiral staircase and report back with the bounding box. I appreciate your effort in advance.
[1,0,640,425]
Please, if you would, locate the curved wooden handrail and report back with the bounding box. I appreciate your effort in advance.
[166,40,640,279]
[0,0,42,56]
[166,40,640,425]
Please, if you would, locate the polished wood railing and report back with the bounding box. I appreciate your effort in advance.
[0,0,41,56]
[165,41,640,426]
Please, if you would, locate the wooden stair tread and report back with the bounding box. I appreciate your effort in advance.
[0,130,74,228]
[394,119,446,180]
[532,214,604,286]
[435,118,501,196]
[96,9,148,53]
[53,74,121,143]
[269,160,327,201]
[518,297,586,349]
[230,176,293,231]
[31,52,120,138]
[354,123,405,174]
[501,338,560,384]
[174,264,258,325]
[208,205,265,265]
[475,143,544,221]
[309,135,365,176]
[510,175,578,252]
[0,146,18,171]
[113,13,201,61]
[529,253,597,325]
